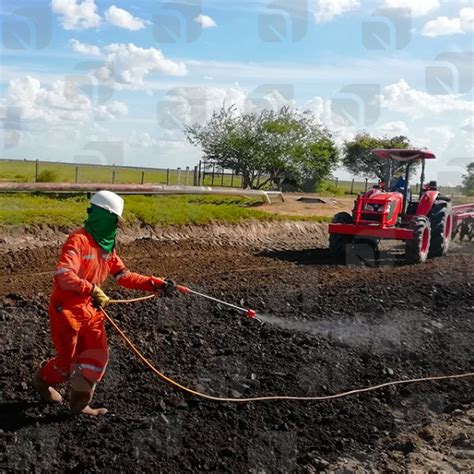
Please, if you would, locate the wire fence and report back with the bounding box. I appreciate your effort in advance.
[0,158,466,196]
[0,158,243,188]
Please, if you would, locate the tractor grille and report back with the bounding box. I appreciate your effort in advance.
[360,212,383,223]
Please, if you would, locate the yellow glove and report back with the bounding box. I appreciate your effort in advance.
[91,285,110,308]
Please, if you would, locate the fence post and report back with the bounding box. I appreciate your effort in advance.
[221,168,225,186]
[193,166,198,186]
[231,170,234,188]
[35,159,39,182]
[177,167,181,185]
[112,165,116,184]
[364,178,368,192]
[350,178,354,194]
[166,168,170,185]
[75,166,79,184]
[198,160,202,186]
[141,171,145,185]
[335,177,338,188]
[185,166,189,186]
[211,164,215,186]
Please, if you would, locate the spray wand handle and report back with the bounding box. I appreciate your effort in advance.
[176,286,257,319]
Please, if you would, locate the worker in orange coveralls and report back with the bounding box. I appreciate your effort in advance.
[32,190,175,416]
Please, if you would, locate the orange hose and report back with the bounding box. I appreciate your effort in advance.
[102,305,474,403]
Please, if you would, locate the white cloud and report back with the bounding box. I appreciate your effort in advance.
[381,0,440,17]
[460,7,474,32]
[421,7,474,36]
[69,39,101,56]
[97,43,187,89]
[379,79,473,119]
[129,131,158,148]
[3,75,127,124]
[314,0,361,23]
[105,5,146,31]
[461,117,474,132]
[194,14,217,28]
[51,0,101,30]
[421,16,463,36]
[377,120,409,135]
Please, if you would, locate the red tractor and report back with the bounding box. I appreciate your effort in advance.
[328,149,454,264]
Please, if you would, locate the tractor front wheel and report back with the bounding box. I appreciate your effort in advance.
[429,201,452,257]
[329,212,353,261]
[406,216,431,264]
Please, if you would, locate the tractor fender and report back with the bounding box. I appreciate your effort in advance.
[416,190,440,216]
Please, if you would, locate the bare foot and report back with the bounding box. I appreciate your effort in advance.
[79,405,108,416]
[31,372,63,404]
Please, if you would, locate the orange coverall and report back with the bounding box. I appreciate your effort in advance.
[41,227,157,386]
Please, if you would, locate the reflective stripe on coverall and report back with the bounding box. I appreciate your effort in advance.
[41,228,157,385]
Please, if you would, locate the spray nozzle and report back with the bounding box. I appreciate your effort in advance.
[246,309,256,319]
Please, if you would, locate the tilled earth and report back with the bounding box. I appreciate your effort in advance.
[0,222,473,472]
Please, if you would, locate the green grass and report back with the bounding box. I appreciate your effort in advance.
[0,159,243,187]
[0,193,330,226]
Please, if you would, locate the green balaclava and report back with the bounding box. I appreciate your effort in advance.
[84,204,118,253]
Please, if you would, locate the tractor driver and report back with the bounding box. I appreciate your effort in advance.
[32,190,175,416]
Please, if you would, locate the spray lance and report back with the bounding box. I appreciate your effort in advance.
[174,283,261,323]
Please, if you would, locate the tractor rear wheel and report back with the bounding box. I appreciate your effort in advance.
[329,212,353,261]
[428,201,452,257]
[406,216,431,263]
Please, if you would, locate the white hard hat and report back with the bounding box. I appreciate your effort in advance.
[90,190,124,217]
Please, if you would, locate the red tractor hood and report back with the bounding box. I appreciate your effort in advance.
[372,149,436,161]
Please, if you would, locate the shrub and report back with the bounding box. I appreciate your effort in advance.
[316,180,345,196]
[36,170,58,182]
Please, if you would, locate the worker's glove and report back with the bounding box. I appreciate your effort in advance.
[163,279,178,297]
[91,285,110,309]
[151,277,178,297]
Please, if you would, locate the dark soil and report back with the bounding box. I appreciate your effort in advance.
[0,224,473,472]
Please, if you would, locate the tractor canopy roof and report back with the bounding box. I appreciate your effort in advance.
[372,149,436,161]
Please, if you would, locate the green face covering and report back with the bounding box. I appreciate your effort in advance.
[84,204,118,253]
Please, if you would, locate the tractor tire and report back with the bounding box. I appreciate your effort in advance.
[406,216,431,264]
[428,201,452,257]
[329,212,353,261]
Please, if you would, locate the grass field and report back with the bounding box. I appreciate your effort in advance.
[0,193,331,226]
[0,159,243,187]
[0,159,464,196]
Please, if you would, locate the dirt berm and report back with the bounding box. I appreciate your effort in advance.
[1,221,473,472]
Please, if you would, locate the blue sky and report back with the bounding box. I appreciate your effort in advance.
[0,0,473,184]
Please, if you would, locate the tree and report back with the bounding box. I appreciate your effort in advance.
[343,133,413,184]
[462,162,474,196]
[185,106,339,190]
